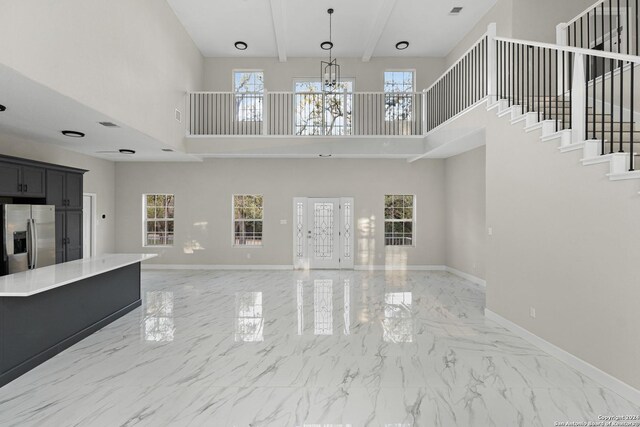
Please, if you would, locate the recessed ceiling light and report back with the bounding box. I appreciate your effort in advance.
[395,41,410,50]
[321,41,334,50]
[61,130,85,138]
[99,121,119,128]
[162,148,174,152]
[234,41,248,50]
[119,149,135,154]
[0,104,6,112]
[319,154,332,158]
[449,6,463,15]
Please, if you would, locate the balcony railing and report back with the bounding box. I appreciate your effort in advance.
[187,91,424,137]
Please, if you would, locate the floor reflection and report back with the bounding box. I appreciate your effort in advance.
[144,291,175,342]
[235,291,264,342]
[314,279,333,335]
[382,292,413,343]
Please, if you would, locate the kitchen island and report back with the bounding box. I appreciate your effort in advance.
[0,253,156,387]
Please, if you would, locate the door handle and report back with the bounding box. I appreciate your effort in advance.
[18,183,23,192]
[24,184,28,193]
[66,237,71,244]
[32,219,38,269]
[26,220,33,269]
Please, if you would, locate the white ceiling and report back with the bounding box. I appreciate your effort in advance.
[0,64,199,162]
[167,0,497,59]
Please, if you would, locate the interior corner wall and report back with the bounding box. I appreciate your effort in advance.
[0,0,204,151]
[0,135,116,255]
[511,0,595,43]
[114,158,446,268]
[444,146,486,280]
[484,109,640,390]
[445,0,514,67]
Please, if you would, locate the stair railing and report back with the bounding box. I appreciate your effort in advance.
[423,25,494,133]
[495,35,639,172]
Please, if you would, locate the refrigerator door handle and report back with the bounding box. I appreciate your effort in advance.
[26,219,33,269]
[32,219,38,269]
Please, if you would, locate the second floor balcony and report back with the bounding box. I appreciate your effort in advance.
[187,91,425,137]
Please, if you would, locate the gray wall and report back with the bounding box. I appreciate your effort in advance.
[445,146,486,280]
[484,109,640,390]
[204,57,447,92]
[445,0,594,67]
[0,134,116,255]
[114,158,446,267]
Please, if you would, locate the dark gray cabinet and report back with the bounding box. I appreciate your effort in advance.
[46,170,83,210]
[47,171,84,264]
[54,211,83,264]
[64,210,83,262]
[0,162,45,198]
[0,155,86,265]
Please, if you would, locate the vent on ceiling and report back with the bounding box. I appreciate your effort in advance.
[449,6,463,15]
[99,121,119,128]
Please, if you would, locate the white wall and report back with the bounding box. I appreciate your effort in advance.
[483,109,640,390]
[444,146,486,280]
[114,158,446,267]
[204,57,446,92]
[0,134,116,255]
[0,0,204,151]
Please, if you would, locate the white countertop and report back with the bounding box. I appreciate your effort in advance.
[0,253,157,297]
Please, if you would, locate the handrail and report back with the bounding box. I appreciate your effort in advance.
[565,0,608,26]
[424,32,488,93]
[495,36,640,63]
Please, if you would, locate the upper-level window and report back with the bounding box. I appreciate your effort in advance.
[234,71,264,121]
[294,79,354,135]
[383,71,415,123]
[144,194,175,247]
[384,194,414,246]
[384,71,414,93]
[233,194,263,246]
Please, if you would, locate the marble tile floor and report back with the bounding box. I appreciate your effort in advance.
[0,270,637,426]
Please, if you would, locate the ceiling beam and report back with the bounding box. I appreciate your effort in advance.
[361,0,398,62]
[269,0,287,62]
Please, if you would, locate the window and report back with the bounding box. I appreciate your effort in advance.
[384,195,414,246]
[233,194,263,246]
[234,71,264,121]
[294,79,354,135]
[384,71,415,122]
[143,194,174,246]
[384,71,414,93]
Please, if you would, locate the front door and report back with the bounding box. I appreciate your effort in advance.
[293,197,354,270]
[307,198,340,269]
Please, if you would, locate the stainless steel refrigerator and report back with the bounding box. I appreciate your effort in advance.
[1,204,56,276]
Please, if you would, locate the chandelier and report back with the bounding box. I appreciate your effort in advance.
[320,8,340,92]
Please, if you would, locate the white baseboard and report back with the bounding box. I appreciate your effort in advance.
[445,266,486,287]
[485,309,640,405]
[142,264,294,271]
[354,265,446,271]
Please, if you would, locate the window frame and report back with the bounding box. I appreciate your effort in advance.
[232,194,264,247]
[292,78,356,136]
[233,70,264,123]
[383,69,416,93]
[384,194,416,247]
[232,69,264,93]
[142,193,175,248]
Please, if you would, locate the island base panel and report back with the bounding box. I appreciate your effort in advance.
[0,262,141,387]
